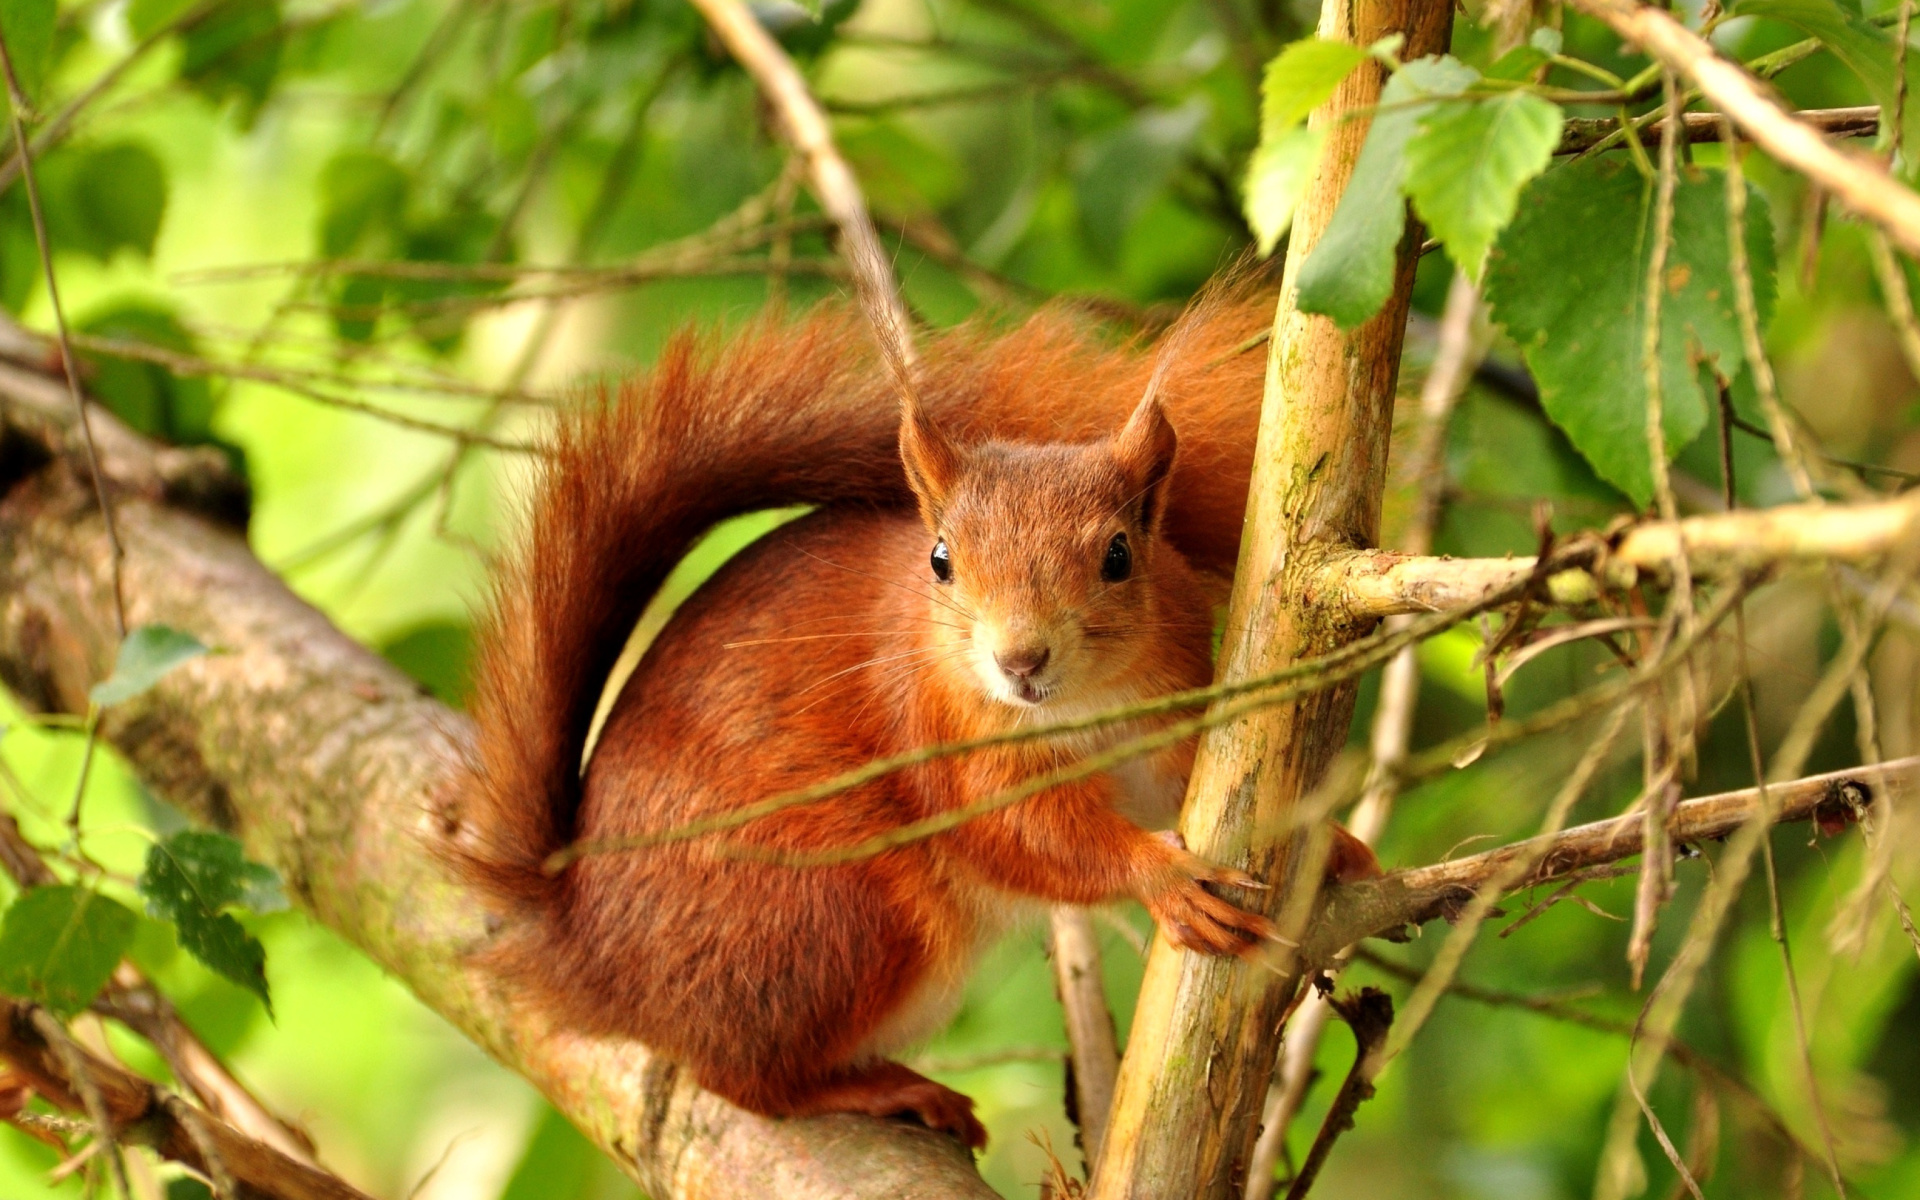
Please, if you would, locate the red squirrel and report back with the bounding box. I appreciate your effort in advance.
[453,299,1379,1149]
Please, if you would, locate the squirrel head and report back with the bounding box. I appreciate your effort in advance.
[899,392,1181,711]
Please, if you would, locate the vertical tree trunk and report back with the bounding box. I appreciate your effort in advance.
[1088,0,1452,1195]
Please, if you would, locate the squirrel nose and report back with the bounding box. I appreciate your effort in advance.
[995,646,1051,680]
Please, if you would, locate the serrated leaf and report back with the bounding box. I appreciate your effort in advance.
[1405,90,1563,279]
[90,625,208,707]
[1484,156,1777,506]
[1296,55,1480,329]
[1259,38,1369,137]
[0,885,137,1015]
[140,832,275,1010]
[0,0,57,104]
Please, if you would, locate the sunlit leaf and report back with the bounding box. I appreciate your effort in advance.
[1241,37,1370,253]
[1296,55,1478,328]
[1484,156,1776,505]
[140,832,278,1011]
[0,885,138,1016]
[1405,90,1563,279]
[90,625,208,707]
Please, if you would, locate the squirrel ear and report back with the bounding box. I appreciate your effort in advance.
[1115,393,1177,532]
[899,403,962,523]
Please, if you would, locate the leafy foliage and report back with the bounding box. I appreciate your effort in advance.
[1485,156,1776,505]
[78,303,218,445]
[1404,90,1562,280]
[0,0,53,104]
[1296,55,1478,327]
[138,831,282,1011]
[89,625,209,707]
[1241,37,1370,253]
[0,885,137,1016]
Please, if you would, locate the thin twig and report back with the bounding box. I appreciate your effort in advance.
[1281,989,1393,1200]
[0,28,123,636]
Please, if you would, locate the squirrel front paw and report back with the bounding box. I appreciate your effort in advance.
[1143,833,1277,957]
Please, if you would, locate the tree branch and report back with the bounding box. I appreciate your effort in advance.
[1316,488,1920,618]
[1,1000,369,1200]
[1088,0,1454,1193]
[1569,0,1920,257]
[0,369,993,1195]
[1301,759,1910,966]
[1557,105,1880,154]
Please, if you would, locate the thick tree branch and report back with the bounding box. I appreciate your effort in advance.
[1317,488,1920,617]
[1569,0,1920,257]
[1089,0,1453,1193]
[1,999,368,1200]
[1301,759,1910,966]
[0,379,993,1196]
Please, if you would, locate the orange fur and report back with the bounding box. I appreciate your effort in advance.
[453,298,1375,1147]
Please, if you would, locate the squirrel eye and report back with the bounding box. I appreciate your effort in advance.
[930,539,953,583]
[1101,532,1132,582]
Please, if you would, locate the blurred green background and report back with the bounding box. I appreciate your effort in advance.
[1,0,1917,1197]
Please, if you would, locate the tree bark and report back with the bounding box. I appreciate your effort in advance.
[1087,0,1452,1195]
[0,385,993,1199]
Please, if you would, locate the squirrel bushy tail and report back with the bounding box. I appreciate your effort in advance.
[456,297,1272,919]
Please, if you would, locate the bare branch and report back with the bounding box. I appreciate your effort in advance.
[1,1001,371,1200]
[1557,105,1880,154]
[1303,759,1912,966]
[1319,488,1920,618]
[686,0,917,380]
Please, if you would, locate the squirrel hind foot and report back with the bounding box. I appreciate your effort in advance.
[785,1061,987,1150]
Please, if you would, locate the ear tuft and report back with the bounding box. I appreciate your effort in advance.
[1115,393,1178,531]
[899,403,962,525]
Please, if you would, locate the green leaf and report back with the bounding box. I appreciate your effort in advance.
[179,0,284,126]
[127,0,198,39]
[1405,90,1563,279]
[1484,156,1777,506]
[319,151,409,259]
[140,832,277,1011]
[90,625,208,707]
[1296,55,1479,329]
[1244,127,1326,256]
[1241,37,1370,253]
[70,143,169,261]
[79,302,216,445]
[1259,38,1369,137]
[0,0,57,104]
[0,885,137,1016]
